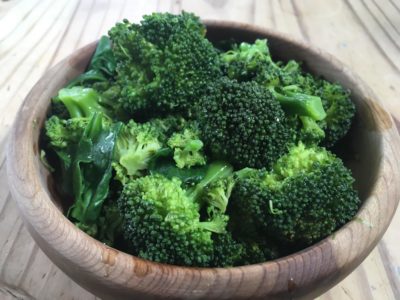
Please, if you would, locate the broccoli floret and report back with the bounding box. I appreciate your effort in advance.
[113,120,163,181]
[198,77,295,169]
[298,116,326,144]
[231,142,360,245]
[202,176,235,213]
[118,161,234,266]
[147,115,188,142]
[45,116,89,149]
[167,127,206,169]
[221,39,276,82]
[109,12,221,117]
[316,81,356,147]
[210,232,244,267]
[119,173,228,266]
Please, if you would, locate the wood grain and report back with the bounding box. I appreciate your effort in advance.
[1,0,400,299]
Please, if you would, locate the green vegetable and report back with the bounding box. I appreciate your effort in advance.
[55,87,107,119]
[69,113,121,224]
[113,120,163,181]
[220,39,355,147]
[167,127,206,169]
[108,12,221,117]
[118,161,233,266]
[230,142,360,245]
[198,77,295,169]
[67,36,116,88]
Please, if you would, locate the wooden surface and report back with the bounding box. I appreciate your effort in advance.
[1,0,400,299]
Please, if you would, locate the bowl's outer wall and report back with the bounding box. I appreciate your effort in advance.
[7,22,400,300]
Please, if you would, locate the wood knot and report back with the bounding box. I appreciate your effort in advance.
[101,248,118,266]
[132,259,150,278]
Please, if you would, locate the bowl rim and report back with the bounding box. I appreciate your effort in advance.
[7,20,400,299]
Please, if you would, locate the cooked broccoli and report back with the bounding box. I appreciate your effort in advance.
[210,232,244,267]
[202,176,235,213]
[198,77,295,169]
[167,126,206,169]
[315,81,356,147]
[220,39,356,147]
[53,87,110,119]
[148,115,188,141]
[45,116,89,149]
[118,161,233,266]
[113,120,163,181]
[231,142,360,245]
[109,12,221,117]
[41,12,360,267]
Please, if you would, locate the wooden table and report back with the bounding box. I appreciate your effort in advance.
[1,0,399,299]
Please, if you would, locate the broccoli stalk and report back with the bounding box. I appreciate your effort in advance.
[54,87,108,119]
[270,85,326,121]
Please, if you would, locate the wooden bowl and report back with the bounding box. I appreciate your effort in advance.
[7,21,400,300]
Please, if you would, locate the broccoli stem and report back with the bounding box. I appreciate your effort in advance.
[56,87,107,118]
[187,161,233,203]
[198,213,227,233]
[299,116,325,140]
[272,88,327,121]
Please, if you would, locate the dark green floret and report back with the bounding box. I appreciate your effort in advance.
[108,12,222,117]
[315,81,356,147]
[231,142,360,245]
[198,77,294,169]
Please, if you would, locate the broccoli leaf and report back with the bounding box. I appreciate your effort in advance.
[88,35,116,76]
[149,148,208,186]
[68,113,122,224]
[67,36,116,88]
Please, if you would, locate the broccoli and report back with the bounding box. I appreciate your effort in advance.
[210,232,244,267]
[118,161,233,266]
[167,126,206,169]
[202,176,235,213]
[315,81,356,147]
[108,12,221,117]
[41,13,360,268]
[76,199,123,246]
[198,77,295,169]
[53,87,109,119]
[113,120,163,181]
[45,116,89,150]
[231,142,360,245]
[220,39,356,147]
